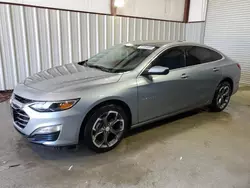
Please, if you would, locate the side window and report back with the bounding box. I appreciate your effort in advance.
[152,47,185,70]
[186,46,223,67]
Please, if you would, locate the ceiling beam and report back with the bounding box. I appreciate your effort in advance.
[110,0,117,16]
[183,0,190,23]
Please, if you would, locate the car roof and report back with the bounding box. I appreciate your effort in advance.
[127,40,218,49]
[127,41,223,54]
[128,40,184,47]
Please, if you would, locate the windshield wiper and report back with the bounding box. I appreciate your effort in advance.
[88,65,113,73]
[111,69,130,73]
[78,60,88,66]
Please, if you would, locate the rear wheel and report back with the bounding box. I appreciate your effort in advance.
[210,81,232,112]
[84,104,128,153]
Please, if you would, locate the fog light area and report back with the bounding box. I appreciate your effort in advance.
[32,125,62,135]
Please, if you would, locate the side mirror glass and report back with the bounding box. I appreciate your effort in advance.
[143,66,169,75]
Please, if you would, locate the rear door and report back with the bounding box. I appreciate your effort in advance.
[183,46,223,105]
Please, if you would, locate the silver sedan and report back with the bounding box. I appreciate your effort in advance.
[11,41,241,152]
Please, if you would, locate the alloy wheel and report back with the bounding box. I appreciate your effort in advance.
[91,111,125,148]
[216,85,230,109]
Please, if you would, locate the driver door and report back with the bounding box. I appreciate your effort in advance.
[137,47,191,122]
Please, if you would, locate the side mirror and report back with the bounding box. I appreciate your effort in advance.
[142,66,169,75]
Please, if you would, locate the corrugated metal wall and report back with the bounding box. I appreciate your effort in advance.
[0,4,204,90]
[185,22,205,43]
[204,0,250,84]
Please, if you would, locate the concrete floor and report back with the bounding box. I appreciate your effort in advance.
[0,87,250,188]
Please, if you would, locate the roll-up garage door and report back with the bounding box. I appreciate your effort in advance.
[204,0,250,84]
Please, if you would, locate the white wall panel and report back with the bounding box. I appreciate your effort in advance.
[188,0,207,22]
[0,4,191,90]
[2,0,110,14]
[117,0,185,21]
[2,0,186,21]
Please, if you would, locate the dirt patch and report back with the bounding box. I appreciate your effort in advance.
[239,85,250,91]
[0,90,12,103]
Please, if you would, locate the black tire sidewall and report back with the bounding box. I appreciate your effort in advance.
[211,81,231,112]
[84,104,128,153]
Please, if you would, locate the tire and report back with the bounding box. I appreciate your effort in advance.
[84,104,128,153]
[210,81,232,112]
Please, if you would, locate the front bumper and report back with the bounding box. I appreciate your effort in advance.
[11,96,84,146]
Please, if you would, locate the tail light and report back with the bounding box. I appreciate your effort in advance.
[237,63,241,70]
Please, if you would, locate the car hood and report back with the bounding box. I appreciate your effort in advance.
[24,63,122,93]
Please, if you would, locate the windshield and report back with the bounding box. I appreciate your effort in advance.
[80,44,158,73]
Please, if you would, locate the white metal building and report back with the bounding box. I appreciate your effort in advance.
[0,0,249,90]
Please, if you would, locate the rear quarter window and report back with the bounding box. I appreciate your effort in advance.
[186,46,223,66]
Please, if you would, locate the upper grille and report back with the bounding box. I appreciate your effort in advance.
[14,95,34,104]
[12,104,30,129]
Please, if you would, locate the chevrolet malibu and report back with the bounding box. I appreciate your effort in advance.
[10,41,241,152]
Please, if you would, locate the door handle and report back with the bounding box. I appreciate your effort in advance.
[213,67,219,72]
[181,73,188,79]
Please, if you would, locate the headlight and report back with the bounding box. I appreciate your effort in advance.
[29,99,79,112]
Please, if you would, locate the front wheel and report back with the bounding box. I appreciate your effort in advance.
[84,104,128,153]
[210,81,232,112]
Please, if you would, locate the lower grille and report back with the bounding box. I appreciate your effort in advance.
[29,132,60,142]
[12,105,30,129]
